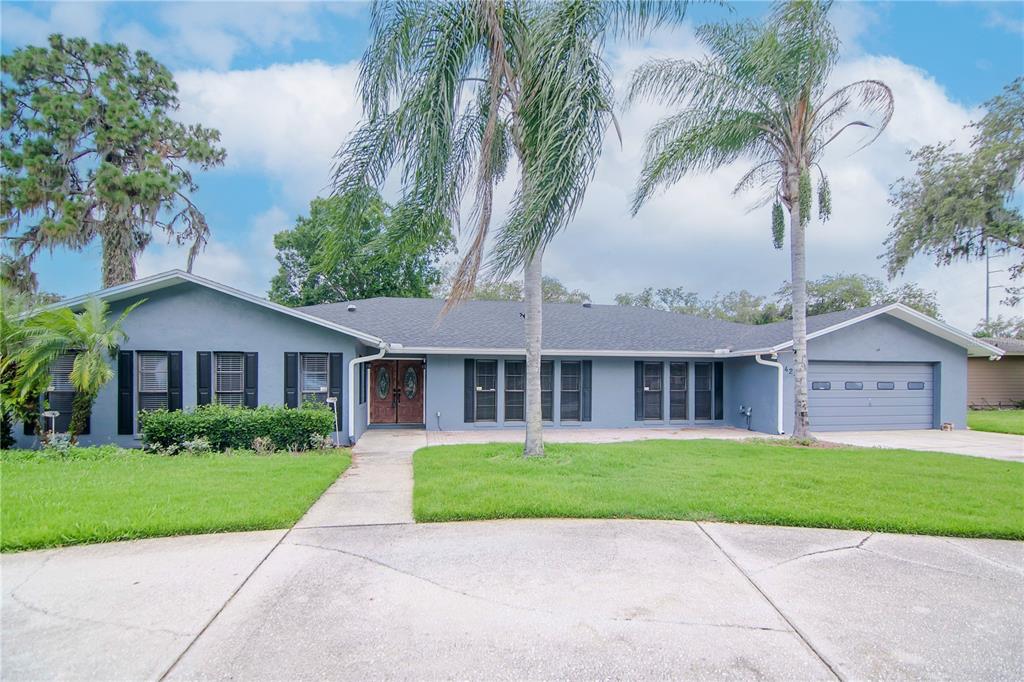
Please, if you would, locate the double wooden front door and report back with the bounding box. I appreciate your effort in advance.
[369,360,424,424]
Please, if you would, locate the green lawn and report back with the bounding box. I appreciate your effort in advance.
[414,439,1024,539]
[1,447,349,552]
[968,409,1024,435]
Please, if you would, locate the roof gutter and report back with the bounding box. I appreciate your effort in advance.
[348,343,390,443]
[755,353,785,435]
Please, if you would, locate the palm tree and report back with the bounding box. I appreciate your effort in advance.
[329,0,687,455]
[20,298,139,441]
[627,0,893,438]
[0,285,49,446]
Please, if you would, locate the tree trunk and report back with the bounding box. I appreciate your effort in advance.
[788,169,811,439]
[100,219,139,287]
[68,391,94,444]
[523,247,545,457]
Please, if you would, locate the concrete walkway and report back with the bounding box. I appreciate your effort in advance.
[817,428,1024,462]
[295,430,423,528]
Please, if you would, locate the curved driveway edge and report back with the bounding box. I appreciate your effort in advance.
[163,519,1023,681]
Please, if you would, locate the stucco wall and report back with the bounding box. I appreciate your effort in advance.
[14,282,360,448]
[423,355,728,432]
[779,314,968,434]
[724,356,781,434]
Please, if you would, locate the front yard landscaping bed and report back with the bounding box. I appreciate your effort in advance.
[414,439,1024,539]
[1,446,349,552]
[968,409,1024,435]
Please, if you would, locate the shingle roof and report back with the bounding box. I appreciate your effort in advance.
[985,336,1024,354]
[733,304,889,349]
[299,298,887,354]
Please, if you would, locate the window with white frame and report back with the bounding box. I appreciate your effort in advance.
[46,352,77,432]
[504,360,524,421]
[560,361,582,421]
[474,360,497,421]
[137,352,169,412]
[215,353,245,406]
[301,353,329,403]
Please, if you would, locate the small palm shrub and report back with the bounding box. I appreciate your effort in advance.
[139,404,335,452]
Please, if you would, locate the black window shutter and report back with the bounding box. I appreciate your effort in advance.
[581,360,592,422]
[634,361,644,421]
[244,352,259,408]
[713,361,724,420]
[464,358,475,423]
[284,352,298,407]
[328,353,343,420]
[117,350,134,434]
[167,351,183,411]
[196,352,212,405]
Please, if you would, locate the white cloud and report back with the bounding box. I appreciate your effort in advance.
[137,206,289,296]
[1,1,105,47]
[830,0,881,56]
[153,2,325,70]
[174,61,362,207]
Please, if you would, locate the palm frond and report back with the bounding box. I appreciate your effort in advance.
[632,109,769,214]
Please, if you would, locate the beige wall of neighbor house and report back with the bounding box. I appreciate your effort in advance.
[968,356,1024,407]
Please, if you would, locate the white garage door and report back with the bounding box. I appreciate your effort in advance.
[808,362,935,431]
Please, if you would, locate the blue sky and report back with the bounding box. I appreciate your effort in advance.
[3,0,1023,329]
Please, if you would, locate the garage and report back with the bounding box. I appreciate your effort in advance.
[808,361,935,431]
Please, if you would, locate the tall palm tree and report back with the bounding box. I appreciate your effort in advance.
[329,0,687,455]
[627,0,893,438]
[20,298,139,441]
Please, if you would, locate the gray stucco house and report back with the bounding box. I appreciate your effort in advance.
[13,270,1003,448]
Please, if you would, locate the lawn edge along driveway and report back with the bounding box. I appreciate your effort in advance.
[968,409,1024,435]
[1,448,350,552]
[413,438,1024,540]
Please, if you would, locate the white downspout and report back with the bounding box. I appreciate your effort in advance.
[755,353,784,435]
[348,344,388,443]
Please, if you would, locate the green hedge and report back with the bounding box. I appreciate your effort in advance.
[139,404,336,451]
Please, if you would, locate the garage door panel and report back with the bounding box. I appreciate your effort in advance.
[809,361,935,431]
[810,397,932,408]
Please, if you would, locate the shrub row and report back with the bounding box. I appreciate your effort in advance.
[139,404,336,452]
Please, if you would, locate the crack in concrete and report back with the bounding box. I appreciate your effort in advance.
[859,547,1005,582]
[157,530,290,681]
[7,589,193,639]
[289,539,788,635]
[5,550,58,595]
[941,539,1024,576]
[695,523,844,681]
[754,533,874,574]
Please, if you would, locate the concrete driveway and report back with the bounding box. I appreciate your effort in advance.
[816,429,1024,462]
[3,521,1022,680]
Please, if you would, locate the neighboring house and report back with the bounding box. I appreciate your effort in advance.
[13,270,1003,448]
[968,337,1024,408]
